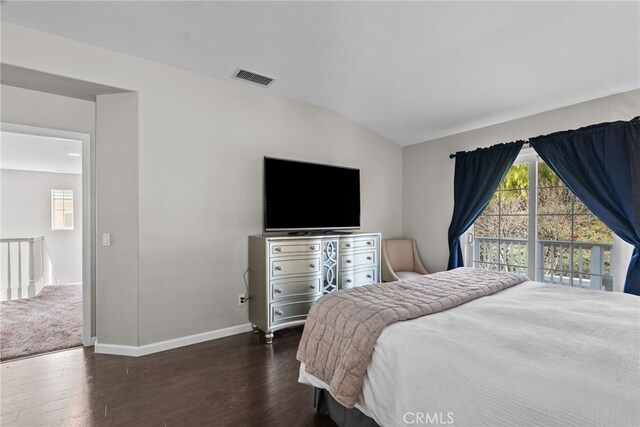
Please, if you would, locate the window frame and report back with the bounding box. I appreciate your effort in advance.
[51,189,74,231]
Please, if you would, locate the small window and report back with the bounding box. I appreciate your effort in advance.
[51,189,74,230]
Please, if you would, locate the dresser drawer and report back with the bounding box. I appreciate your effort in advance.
[271,256,321,278]
[270,240,321,255]
[271,276,322,301]
[271,300,316,326]
[340,250,376,270]
[340,268,377,289]
[340,237,377,250]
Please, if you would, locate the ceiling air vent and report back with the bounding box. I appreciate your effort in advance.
[233,67,276,87]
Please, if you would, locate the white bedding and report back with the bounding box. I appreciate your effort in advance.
[299,281,640,426]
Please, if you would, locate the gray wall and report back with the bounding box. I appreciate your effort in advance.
[403,89,640,276]
[95,93,139,346]
[0,169,82,284]
[1,23,403,347]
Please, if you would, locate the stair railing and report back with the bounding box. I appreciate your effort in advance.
[1,236,56,300]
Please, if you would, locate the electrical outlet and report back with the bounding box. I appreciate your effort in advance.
[238,294,247,305]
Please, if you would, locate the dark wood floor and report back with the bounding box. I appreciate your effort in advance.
[1,328,336,426]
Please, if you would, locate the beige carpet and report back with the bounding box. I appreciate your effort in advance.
[1,284,82,361]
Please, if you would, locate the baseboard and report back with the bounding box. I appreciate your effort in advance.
[94,323,253,357]
[94,341,141,357]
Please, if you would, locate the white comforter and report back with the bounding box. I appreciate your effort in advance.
[299,281,640,427]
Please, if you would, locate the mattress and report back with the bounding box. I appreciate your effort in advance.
[299,281,640,426]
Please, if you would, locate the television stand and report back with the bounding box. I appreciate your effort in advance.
[286,230,354,236]
[321,230,353,235]
[248,232,381,344]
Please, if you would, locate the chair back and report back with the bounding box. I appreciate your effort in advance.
[383,239,415,271]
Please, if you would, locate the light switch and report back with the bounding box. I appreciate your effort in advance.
[102,233,111,246]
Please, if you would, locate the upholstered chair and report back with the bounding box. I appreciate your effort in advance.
[381,239,429,282]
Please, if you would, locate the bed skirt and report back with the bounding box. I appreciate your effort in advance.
[314,388,379,427]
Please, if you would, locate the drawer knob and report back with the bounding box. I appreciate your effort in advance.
[346,279,352,283]
[366,256,372,260]
[275,310,283,316]
[274,266,282,271]
[309,285,316,289]
[346,259,352,264]
[366,241,373,245]
[366,274,372,279]
[274,287,283,293]
[345,243,351,247]
[309,245,315,250]
[309,263,316,268]
[274,247,282,252]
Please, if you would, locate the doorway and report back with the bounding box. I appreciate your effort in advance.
[0,123,92,360]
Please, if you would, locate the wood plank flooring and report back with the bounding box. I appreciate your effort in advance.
[1,327,336,426]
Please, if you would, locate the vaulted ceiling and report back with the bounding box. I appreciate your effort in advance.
[1,1,638,146]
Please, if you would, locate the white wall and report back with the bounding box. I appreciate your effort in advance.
[403,89,640,281]
[0,169,82,283]
[1,23,403,348]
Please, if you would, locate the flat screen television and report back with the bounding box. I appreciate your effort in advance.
[264,157,360,232]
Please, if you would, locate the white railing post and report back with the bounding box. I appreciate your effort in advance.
[33,237,47,295]
[568,242,574,287]
[559,244,564,285]
[535,241,543,282]
[28,238,36,297]
[590,245,603,290]
[42,238,47,285]
[6,242,12,300]
[473,237,479,268]
[550,243,556,284]
[577,244,584,288]
[17,242,23,299]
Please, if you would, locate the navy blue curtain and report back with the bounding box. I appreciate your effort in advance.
[530,117,640,295]
[447,142,524,270]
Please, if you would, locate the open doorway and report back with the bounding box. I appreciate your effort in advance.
[0,124,91,360]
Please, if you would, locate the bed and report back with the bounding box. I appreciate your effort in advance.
[297,268,640,427]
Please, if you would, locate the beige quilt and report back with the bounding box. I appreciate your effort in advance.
[296,267,528,407]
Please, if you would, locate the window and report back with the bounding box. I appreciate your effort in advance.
[51,189,74,230]
[472,152,614,291]
[537,162,613,290]
[474,163,529,275]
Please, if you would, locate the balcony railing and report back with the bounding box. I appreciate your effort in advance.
[473,237,613,291]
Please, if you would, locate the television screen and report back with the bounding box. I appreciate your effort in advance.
[264,157,360,232]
